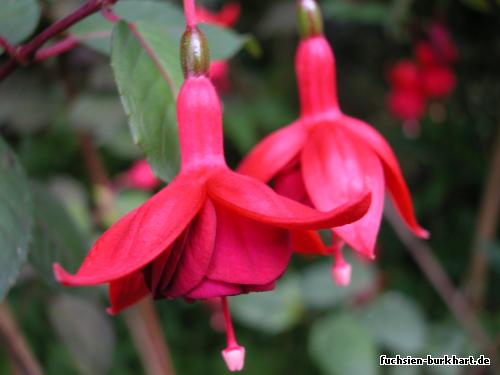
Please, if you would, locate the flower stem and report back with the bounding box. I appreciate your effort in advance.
[124,298,177,375]
[385,203,498,365]
[463,130,500,310]
[221,297,237,347]
[0,0,119,81]
[183,0,197,28]
[0,302,44,375]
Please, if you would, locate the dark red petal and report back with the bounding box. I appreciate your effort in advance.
[339,116,429,238]
[54,173,206,286]
[302,126,385,258]
[166,200,217,298]
[291,230,329,255]
[208,170,371,230]
[237,122,306,182]
[206,205,291,285]
[274,166,309,203]
[107,271,149,315]
[186,279,242,300]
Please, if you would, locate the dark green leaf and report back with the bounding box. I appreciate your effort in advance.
[29,183,88,286]
[111,21,182,182]
[0,137,33,300]
[0,0,41,53]
[323,0,388,24]
[48,294,115,375]
[309,313,380,375]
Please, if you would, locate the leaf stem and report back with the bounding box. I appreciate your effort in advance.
[0,0,119,81]
[0,302,44,375]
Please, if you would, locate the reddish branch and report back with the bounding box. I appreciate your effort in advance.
[385,204,498,364]
[0,303,44,375]
[464,130,500,310]
[0,0,118,81]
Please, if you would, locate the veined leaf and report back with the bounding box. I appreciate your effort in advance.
[111,21,182,181]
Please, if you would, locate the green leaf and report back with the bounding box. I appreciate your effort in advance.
[359,292,427,354]
[231,275,303,334]
[0,137,33,300]
[309,313,380,375]
[323,0,388,24]
[199,24,247,61]
[0,0,41,53]
[301,255,376,310]
[29,183,87,286]
[48,294,115,375]
[73,0,246,61]
[111,21,182,182]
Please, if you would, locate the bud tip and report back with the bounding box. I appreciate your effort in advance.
[222,345,246,372]
[332,260,352,287]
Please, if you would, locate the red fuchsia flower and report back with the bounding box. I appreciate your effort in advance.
[388,60,420,91]
[196,3,240,94]
[420,65,455,99]
[121,159,160,191]
[238,0,429,285]
[54,7,371,371]
[386,60,426,121]
[387,89,425,121]
[196,2,240,27]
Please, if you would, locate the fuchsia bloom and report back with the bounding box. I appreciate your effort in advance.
[196,3,240,27]
[388,22,457,122]
[54,8,370,370]
[122,159,160,191]
[239,0,428,284]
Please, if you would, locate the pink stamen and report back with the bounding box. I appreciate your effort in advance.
[183,0,197,28]
[331,246,352,287]
[220,297,245,372]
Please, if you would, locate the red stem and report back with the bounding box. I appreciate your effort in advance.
[221,297,237,347]
[0,0,118,81]
[183,0,197,27]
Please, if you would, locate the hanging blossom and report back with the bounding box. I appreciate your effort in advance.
[239,0,429,286]
[196,2,241,93]
[119,159,160,191]
[387,22,457,124]
[54,3,371,371]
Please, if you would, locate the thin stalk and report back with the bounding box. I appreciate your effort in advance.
[0,0,118,81]
[385,203,498,364]
[464,130,500,310]
[0,302,44,375]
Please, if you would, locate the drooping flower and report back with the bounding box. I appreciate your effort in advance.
[238,0,428,285]
[120,159,160,191]
[54,13,371,371]
[196,2,240,93]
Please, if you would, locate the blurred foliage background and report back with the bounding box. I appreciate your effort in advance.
[0,0,499,374]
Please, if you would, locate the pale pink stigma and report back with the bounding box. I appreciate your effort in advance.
[220,297,245,372]
[331,246,352,287]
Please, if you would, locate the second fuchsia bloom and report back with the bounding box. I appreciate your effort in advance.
[239,0,429,283]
